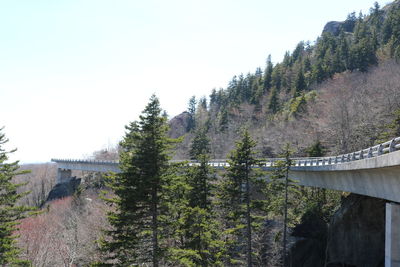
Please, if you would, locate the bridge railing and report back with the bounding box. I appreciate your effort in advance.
[171,137,400,168]
[52,137,400,169]
[290,137,400,167]
[51,158,118,165]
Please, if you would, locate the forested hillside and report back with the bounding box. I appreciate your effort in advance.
[7,1,400,267]
[172,1,400,159]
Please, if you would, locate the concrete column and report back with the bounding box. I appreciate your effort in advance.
[56,169,72,184]
[386,202,400,267]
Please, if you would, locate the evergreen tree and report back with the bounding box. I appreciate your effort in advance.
[209,89,217,108]
[307,141,324,157]
[349,36,377,72]
[263,55,273,93]
[218,130,266,266]
[282,51,292,67]
[99,95,176,266]
[342,12,357,32]
[169,128,225,266]
[187,96,197,132]
[292,41,305,63]
[268,87,279,114]
[303,57,311,73]
[265,145,301,266]
[305,141,328,212]
[311,60,326,83]
[271,64,282,91]
[337,30,350,70]
[189,128,211,160]
[0,128,32,266]
[368,2,384,35]
[382,4,400,58]
[219,109,229,132]
[292,68,306,97]
[199,96,208,110]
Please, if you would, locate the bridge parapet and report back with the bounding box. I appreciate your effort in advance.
[52,137,400,172]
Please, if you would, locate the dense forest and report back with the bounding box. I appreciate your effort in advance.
[2,1,400,266]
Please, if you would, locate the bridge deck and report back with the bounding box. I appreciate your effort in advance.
[52,137,400,202]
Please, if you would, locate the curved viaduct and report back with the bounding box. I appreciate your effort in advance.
[52,137,400,266]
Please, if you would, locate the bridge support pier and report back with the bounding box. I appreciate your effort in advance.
[386,202,400,267]
[56,169,72,184]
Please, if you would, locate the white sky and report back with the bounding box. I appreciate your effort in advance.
[0,0,388,163]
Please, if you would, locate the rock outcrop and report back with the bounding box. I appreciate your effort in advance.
[322,21,344,36]
[326,194,385,267]
[45,177,81,203]
[290,194,385,267]
[168,111,190,138]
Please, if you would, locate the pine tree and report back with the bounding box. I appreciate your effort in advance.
[0,128,32,266]
[182,130,226,266]
[265,144,301,266]
[263,55,273,93]
[187,96,197,132]
[292,41,304,63]
[307,141,324,157]
[167,128,225,266]
[268,87,279,113]
[337,30,350,70]
[189,128,211,160]
[219,109,229,132]
[342,12,357,32]
[187,132,212,209]
[311,60,326,83]
[98,95,176,266]
[292,68,306,97]
[303,57,311,73]
[218,130,266,266]
[271,64,282,91]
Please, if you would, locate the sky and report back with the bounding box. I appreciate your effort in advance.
[0,0,389,163]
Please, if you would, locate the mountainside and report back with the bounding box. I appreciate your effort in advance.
[171,0,400,160]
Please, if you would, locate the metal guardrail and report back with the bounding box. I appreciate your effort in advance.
[51,159,118,164]
[51,137,400,169]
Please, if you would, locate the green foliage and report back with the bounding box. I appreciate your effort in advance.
[217,130,267,265]
[265,148,302,228]
[268,87,279,114]
[165,130,226,266]
[263,55,273,93]
[99,95,178,266]
[218,109,229,132]
[282,91,316,118]
[377,108,400,143]
[0,128,33,266]
[292,68,307,97]
[307,141,325,157]
[342,12,357,32]
[187,96,197,132]
[349,34,377,72]
[189,128,211,160]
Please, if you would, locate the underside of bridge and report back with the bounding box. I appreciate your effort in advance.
[290,150,400,203]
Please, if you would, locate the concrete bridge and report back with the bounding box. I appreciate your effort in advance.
[52,137,400,266]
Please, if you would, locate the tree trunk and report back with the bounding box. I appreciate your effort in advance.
[245,163,252,267]
[152,187,159,267]
[283,160,289,267]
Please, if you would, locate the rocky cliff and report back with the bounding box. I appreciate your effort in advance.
[290,194,385,267]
